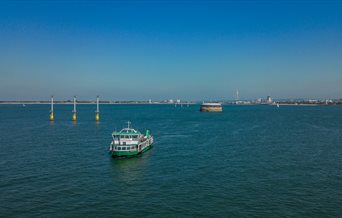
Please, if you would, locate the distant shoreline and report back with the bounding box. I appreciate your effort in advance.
[0,102,340,106]
[0,101,197,105]
[0,102,185,105]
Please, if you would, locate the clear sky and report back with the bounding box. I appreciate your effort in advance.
[0,0,341,101]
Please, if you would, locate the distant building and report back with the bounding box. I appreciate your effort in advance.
[169,99,174,103]
[325,99,333,104]
[266,96,273,104]
[176,99,180,104]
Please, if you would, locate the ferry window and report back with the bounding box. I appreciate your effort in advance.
[122,147,126,150]
[120,135,125,139]
[125,135,129,139]
[118,147,121,150]
[132,135,138,139]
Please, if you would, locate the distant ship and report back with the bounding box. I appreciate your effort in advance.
[200,102,223,112]
[109,122,153,158]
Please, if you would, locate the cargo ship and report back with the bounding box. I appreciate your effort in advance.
[109,122,153,158]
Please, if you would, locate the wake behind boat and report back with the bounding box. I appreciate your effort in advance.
[109,122,153,158]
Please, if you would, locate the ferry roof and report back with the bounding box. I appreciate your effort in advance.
[112,128,141,135]
[201,102,222,106]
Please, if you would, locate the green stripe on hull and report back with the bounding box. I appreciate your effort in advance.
[111,150,139,157]
[111,143,153,158]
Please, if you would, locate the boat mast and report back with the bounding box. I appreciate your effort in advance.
[127,121,131,129]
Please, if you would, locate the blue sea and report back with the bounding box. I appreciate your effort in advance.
[1,104,342,217]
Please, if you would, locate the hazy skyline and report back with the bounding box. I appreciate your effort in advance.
[1,0,341,101]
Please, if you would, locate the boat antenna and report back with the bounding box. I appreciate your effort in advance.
[127,121,131,129]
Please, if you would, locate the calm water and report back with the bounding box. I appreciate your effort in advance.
[0,104,342,217]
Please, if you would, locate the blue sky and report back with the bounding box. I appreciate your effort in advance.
[0,0,341,101]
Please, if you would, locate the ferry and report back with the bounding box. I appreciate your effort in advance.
[200,102,223,112]
[109,122,153,158]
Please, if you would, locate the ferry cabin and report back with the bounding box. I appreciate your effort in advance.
[110,129,152,156]
[200,103,223,112]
